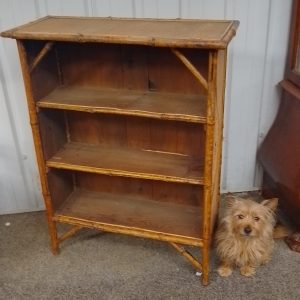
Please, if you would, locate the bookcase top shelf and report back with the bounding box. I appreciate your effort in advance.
[1,16,239,49]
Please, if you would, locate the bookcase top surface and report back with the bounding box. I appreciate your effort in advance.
[1,16,239,49]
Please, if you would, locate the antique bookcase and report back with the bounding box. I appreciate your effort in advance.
[1,16,238,284]
[259,0,300,251]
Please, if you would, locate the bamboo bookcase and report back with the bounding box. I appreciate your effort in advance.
[1,16,238,285]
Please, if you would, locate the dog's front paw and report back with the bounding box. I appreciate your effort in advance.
[217,265,233,277]
[240,265,256,277]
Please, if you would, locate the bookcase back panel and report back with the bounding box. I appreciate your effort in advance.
[76,172,203,206]
[47,169,73,211]
[39,109,67,160]
[67,112,204,157]
[57,43,208,95]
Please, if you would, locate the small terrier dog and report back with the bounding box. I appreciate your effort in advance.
[215,196,278,277]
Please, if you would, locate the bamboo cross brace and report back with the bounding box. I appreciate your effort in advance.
[170,242,202,271]
[171,48,208,91]
[58,225,83,244]
[29,41,55,73]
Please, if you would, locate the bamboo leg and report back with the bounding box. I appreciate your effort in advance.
[170,243,202,271]
[200,51,218,285]
[17,40,59,255]
[201,241,210,285]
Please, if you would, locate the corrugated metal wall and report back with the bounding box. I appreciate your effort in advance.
[0,0,292,214]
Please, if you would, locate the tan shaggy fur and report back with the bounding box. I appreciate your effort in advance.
[215,196,278,277]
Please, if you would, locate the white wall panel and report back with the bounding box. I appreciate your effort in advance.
[90,0,111,17]
[0,0,292,213]
[222,0,273,191]
[110,0,135,17]
[0,0,43,213]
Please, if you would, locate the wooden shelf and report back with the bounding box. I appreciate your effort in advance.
[54,189,203,246]
[38,86,207,123]
[47,142,204,185]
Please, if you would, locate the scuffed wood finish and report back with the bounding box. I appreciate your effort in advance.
[1,16,239,49]
[47,142,204,185]
[2,16,238,285]
[38,86,207,123]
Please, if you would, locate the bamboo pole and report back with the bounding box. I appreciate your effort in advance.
[58,226,83,243]
[215,49,227,225]
[29,41,55,73]
[170,242,202,271]
[17,40,59,255]
[171,48,208,91]
[201,50,218,285]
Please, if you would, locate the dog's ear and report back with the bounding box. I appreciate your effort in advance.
[261,198,278,211]
[224,195,236,208]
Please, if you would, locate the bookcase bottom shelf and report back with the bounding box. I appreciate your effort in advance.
[53,189,203,246]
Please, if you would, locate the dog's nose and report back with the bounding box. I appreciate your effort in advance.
[244,226,252,235]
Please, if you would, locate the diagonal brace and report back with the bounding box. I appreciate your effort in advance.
[170,242,202,271]
[58,225,83,244]
[171,48,208,91]
[29,41,55,73]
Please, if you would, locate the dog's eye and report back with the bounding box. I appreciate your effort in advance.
[237,214,244,219]
[254,217,260,221]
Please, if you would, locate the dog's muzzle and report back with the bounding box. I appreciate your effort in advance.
[244,226,252,235]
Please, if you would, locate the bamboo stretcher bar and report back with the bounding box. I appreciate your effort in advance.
[171,48,208,91]
[170,242,202,271]
[58,226,83,243]
[29,41,55,72]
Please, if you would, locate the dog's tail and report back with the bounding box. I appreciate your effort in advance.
[273,223,291,239]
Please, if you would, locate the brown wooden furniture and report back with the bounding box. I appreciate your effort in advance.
[259,0,300,251]
[1,16,238,284]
